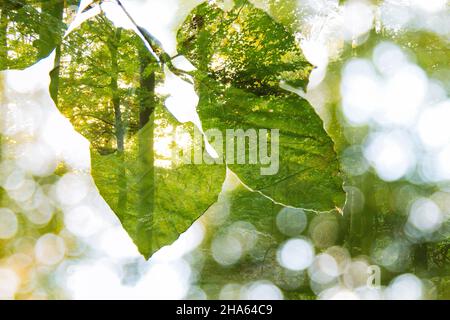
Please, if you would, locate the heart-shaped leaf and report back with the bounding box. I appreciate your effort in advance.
[91,105,225,258]
[58,16,225,259]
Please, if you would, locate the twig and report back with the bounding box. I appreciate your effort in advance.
[113,0,194,84]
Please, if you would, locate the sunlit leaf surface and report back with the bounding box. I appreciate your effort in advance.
[91,106,225,258]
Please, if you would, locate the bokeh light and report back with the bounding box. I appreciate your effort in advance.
[0,209,18,240]
[277,238,315,271]
[211,233,243,266]
[385,274,423,300]
[0,268,20,300]
[276,207,307,237]
[34,234,67,266]
[308,213,339,249]
[243,281,283,300]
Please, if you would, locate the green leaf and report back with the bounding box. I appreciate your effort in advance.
[58,17,226,259]
[177,1,345,211]
[91,105,225,258]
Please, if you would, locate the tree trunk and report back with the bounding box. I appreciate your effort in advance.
[136,43,156,255]
[0,3,8,70]
[138,50,155,130]
[108,28,127,214]
[50,40,63,104]
[38,0,65,103]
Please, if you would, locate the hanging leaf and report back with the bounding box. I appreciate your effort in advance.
[177,1,345,211]
[58,17,225,259]
[91,105,225,258]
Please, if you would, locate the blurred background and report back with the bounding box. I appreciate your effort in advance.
[0,0,449,299]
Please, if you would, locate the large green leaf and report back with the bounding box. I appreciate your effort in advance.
[91,105,225,258]
[177,1,345,211]
[57,16,226,259]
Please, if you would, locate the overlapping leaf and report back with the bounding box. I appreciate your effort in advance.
[177,1,345,210]
[57,16,226,259]
[91,106,225,258]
